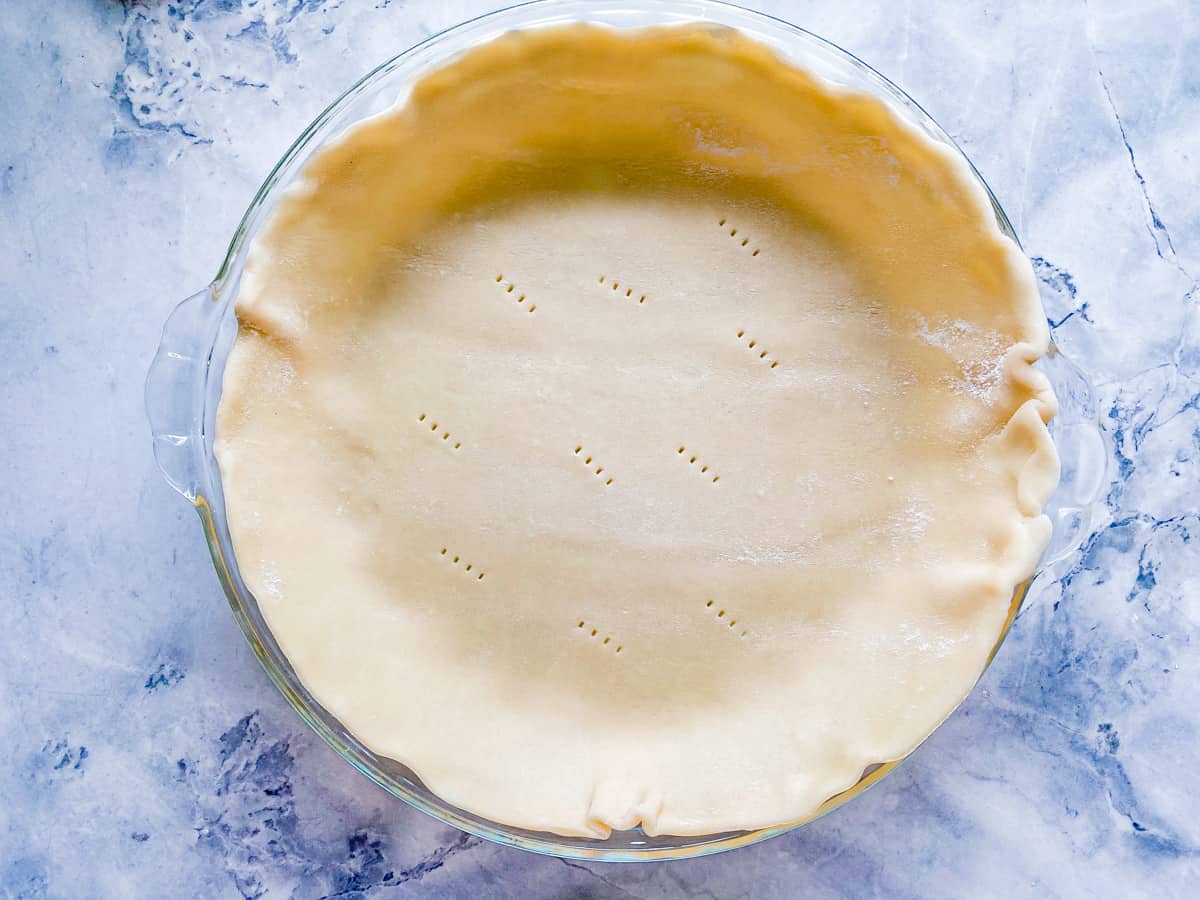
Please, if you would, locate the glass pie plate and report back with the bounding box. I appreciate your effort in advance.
[145,0,1110,862]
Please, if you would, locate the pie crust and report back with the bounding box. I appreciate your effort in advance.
[216,25,1059,837]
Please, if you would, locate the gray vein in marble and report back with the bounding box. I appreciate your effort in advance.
[1086,22,1189,281]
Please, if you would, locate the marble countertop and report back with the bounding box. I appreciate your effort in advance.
[2,0,1197,896]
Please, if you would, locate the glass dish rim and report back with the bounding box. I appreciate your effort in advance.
[147,0,1110,862]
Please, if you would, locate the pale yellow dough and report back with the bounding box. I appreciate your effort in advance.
[216,25,1059,837]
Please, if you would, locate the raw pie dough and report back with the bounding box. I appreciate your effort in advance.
[216,25,1060,837]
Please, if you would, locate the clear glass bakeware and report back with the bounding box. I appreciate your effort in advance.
[145,0,1111,862]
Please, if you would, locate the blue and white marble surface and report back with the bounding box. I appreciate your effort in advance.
[2,0,1197,896]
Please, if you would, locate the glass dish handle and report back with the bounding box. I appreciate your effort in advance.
[145,286,219,501]
[1039,345,1113,569]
